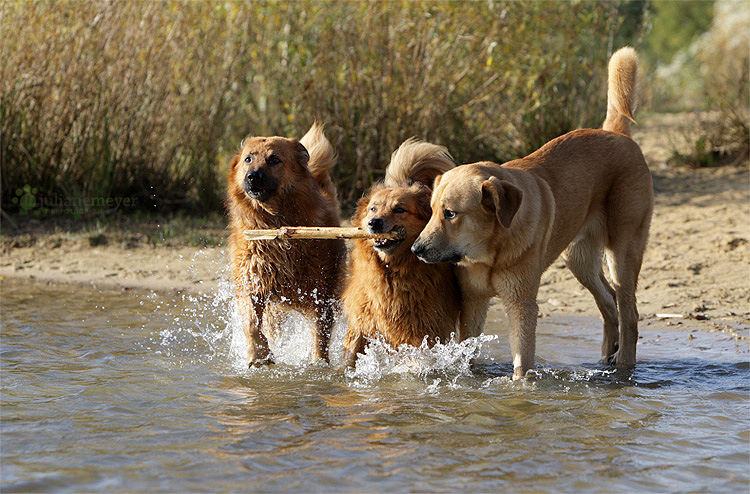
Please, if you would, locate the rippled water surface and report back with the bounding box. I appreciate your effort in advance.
[2,278,748,493]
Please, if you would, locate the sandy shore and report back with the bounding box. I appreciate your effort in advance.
[2,114,749,340]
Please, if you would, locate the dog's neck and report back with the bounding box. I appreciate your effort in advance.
[365,242,430,276]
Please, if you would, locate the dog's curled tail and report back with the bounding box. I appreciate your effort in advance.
[384,138,456,188]
[300,122,338,200]
[603,47,639,137]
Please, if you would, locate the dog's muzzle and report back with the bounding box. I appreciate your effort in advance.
[368,218,405,252]
[411,240,463,264]
[244,170,275,201]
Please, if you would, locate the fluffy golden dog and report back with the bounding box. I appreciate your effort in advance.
[412,47,653,379]
[341,139,461,367]
[227,123,345,366]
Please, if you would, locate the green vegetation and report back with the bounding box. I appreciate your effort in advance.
[646,0,748,167]
[642,0,714,67]
[1,0,642,216]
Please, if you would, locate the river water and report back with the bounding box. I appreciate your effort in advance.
[1,277,748,493]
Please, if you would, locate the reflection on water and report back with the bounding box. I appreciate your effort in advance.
[1,277,748,493]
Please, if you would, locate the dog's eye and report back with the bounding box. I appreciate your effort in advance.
[370,206,377,212]
[394,207,406,214]
[267,154,281,166]
[443,209,457,220]
[244,155,253,164]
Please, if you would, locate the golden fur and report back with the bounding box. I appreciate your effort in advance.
[341,140,460,367]
[227,123,345,365]
[412,47,653,379]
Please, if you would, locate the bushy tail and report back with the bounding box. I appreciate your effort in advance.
[300,122,338,200]
[383,138,456,188]
[602,47,639,137]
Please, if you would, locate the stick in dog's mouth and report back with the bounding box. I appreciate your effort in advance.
[244,226,405,241]
[372,227,407,251]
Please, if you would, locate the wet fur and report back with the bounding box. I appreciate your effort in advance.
[341,140,460,367]
[413,47,653,379]
[227,123,345,365]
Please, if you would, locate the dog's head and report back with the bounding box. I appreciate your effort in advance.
[412,164,523,264]
[228,136,310,208]
[354,183,433,261]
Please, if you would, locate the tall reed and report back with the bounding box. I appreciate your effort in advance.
[1,1,639,214]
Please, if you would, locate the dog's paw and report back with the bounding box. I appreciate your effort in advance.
[600,352,617,366]
[249,356,274,367]
[605,350,636,368]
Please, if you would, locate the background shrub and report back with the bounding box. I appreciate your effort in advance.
[647,0,749,167]
[1,0,642,215]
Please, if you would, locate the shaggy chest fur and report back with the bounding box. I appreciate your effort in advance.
[228,194,344,304]
[343,241,460,348]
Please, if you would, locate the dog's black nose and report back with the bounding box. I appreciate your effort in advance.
[411,241,425,257]
[246,169,264,186]
[368,218,384,233]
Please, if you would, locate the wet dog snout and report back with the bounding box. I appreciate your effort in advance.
[368,218,385,233]
[411,241,426,257]
[246,169,265,187]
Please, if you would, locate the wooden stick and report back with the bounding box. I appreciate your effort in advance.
[244,226,404,241]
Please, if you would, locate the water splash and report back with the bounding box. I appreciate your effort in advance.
[140,248,353,372]
[143,250,500,384]
[138,250,242,370]
[346,333,498,386]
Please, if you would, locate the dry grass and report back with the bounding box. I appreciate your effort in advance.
[1,1,637,214]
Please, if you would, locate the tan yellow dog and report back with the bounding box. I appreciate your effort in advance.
[412,47,653,379]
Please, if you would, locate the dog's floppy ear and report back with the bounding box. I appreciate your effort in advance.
[295,141,310,167]
[352,193,373,226]
[481,176,523,229]
[432,173,443,191]
[229,153,241,172]
[230,138,249,171]
[412,183,433,221]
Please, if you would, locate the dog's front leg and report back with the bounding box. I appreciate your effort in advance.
[312,303,334,363]
[340,331,366,369]
[505,297,539,380]
[499,275,541,380]
[457,268,492,341]
[237,294,272,366]
[458,293,491,341]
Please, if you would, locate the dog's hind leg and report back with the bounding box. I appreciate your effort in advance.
[605,230,648,367]
[605,177,652,367]
[564,236,619,359]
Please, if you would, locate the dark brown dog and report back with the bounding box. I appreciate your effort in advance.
[227,123,345,366]
[341,139,461,367]
[412,47,653,379]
